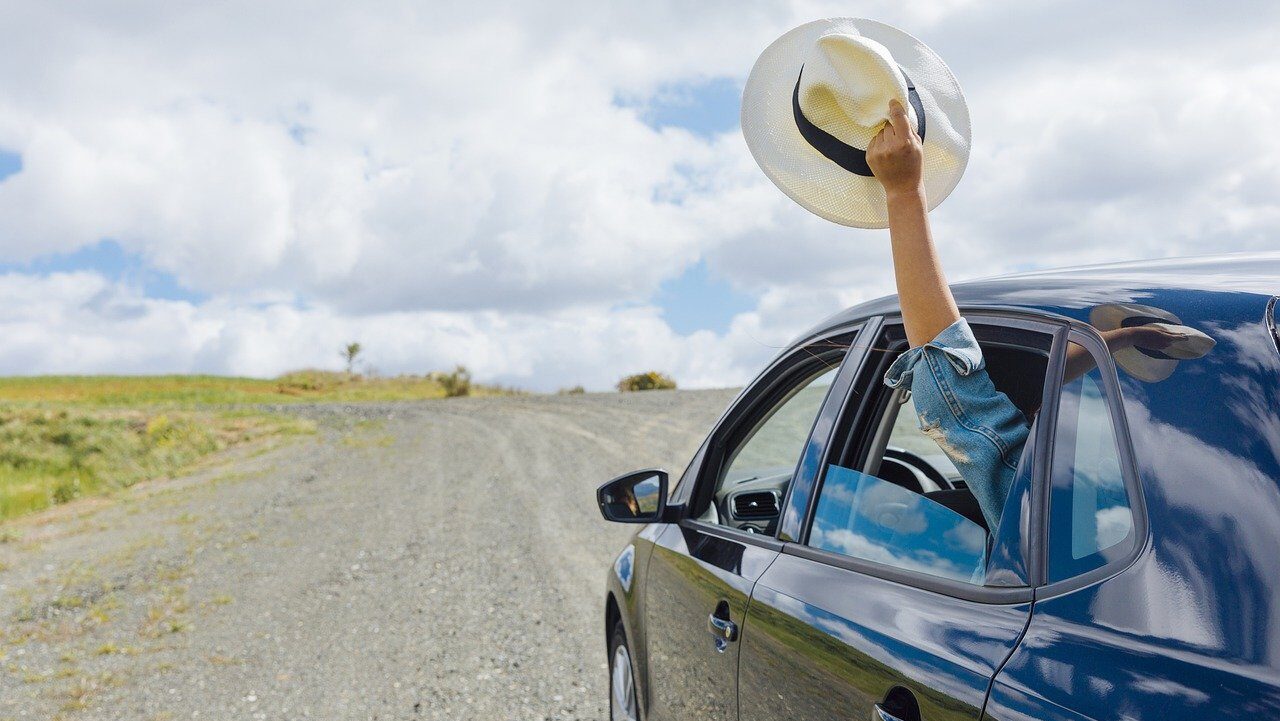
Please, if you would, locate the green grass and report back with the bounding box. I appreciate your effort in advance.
[0,370,517,407]
[0,406,312,521]
[0,370,523,522]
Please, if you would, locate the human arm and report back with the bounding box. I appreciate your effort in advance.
[883,321,1029,530]
[866,98,960,348]
[869,99,1027,529]
[1062,325,1189,383]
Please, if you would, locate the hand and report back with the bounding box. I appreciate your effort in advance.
[1127,324,1188,352]
[866,98,923,197]
[1101,324,1188,353]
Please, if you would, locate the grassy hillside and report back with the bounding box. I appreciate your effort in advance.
[0,370,520,522]
[0,370,516,407]
[0,407,311,520]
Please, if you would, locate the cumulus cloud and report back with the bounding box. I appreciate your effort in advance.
[0,1,1275,387]
[0,271,797,390]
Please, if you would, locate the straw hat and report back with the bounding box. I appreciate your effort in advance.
[741,18,971,228]
[1089,303,1216,383]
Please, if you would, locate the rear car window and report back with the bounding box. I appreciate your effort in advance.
[1047,343,1135,582]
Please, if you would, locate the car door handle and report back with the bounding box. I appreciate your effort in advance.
[707,613,738,650]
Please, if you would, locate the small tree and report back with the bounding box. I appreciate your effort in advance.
[341,342,362,375]
[616,371,677,392]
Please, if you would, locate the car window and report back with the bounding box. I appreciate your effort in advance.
[878,393,962,492]
[705,362,839,532]
[806,323,1052,588]
[1047,342,1135,582]
[721,366,837,482]
[809,464,987,584]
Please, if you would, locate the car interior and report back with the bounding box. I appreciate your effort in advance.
[861,342,1049,532]
[697,361,841,535]
[702,326,1051,540]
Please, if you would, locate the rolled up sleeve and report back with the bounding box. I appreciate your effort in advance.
[883,319,1030,530]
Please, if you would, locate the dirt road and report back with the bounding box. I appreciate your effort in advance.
[0,389,737,720]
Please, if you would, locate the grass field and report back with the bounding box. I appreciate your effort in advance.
[0,369,516,407]
[0,370,519,522]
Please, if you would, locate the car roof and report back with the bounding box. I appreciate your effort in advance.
[807,251,1280,338]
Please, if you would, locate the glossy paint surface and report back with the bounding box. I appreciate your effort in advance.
[805,253,1280,336]
[984,281,1280,718]
[642,522,779,721]
[604,252,1280,719]
[739,552,1029,721]
[605,521,664,716]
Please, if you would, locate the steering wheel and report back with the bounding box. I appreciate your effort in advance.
[883,447,952,490]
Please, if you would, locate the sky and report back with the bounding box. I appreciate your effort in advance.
[0,1,1278,391]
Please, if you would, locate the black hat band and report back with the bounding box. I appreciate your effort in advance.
[1120,316,1180,361]
[792,65,926,177]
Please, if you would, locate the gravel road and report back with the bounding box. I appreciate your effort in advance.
[0,389,737,720]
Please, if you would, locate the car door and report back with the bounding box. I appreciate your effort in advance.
[981,331,1147,721]
[983,328,1280,719]
[737,316,1059,721]
[641,325,864,721]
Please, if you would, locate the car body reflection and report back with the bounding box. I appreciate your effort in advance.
[602,254,1280,720]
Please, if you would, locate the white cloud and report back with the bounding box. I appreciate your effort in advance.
[0,271,791,390]
[0,1,1276,388]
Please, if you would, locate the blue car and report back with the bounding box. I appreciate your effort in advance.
[597,253,1280,721]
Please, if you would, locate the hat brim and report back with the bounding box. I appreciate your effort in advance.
[1088,303,1213,383]
[742,18,971,229]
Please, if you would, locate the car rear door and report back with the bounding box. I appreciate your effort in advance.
[737,316,1059,721]
[641,324,867,721]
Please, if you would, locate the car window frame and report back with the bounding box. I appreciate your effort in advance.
[783,310,1069,604]
[1034,325,1150,598]
[677,321,866,549]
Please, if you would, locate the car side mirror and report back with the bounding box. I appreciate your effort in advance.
[597,469,668,523]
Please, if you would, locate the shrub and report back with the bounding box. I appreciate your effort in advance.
[275,369,353,395]
[616,372,677,392]
[437,365,472,398]
[52,477,82,504]
[557,385,586,395]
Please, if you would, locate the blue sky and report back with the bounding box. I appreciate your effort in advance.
[626,77,755,334]
[0,239,204,303]
[0,146,201,303]
[622,76,742,139]
[0,150,20,182]
[654,258,755,335]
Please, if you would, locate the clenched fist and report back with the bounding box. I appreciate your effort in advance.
[866,98,923,197]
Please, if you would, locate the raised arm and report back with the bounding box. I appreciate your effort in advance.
[1063,325,1190,383]
[869,100,1029,531]
[867,99,960,348]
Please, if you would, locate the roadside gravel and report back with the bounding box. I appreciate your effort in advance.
[0,389,737,720]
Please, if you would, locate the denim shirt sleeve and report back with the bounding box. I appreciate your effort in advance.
[883,319,1030,530]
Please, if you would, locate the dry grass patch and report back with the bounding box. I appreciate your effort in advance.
[0,407,311,521]
[0,371,519,406]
